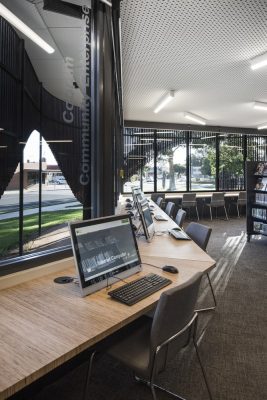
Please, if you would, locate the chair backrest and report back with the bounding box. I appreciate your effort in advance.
[182,193,196,207]
[150,273,202,354]
[151,193,165,203]
[185,222,212,251]
[210,192,225,206]
[175,209,186,228]
[165,202,175,218]
[237,191,246,204]
[156,197,164,208]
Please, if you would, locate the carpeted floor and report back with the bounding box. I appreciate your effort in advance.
[32,217,267,400]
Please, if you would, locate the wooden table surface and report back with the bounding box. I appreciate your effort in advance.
[0,202,216,400]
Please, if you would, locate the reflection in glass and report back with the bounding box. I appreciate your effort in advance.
[190,132,216,191]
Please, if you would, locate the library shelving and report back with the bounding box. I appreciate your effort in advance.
[246,161,267,242]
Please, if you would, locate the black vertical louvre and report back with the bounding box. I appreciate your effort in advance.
[219,133,244,190]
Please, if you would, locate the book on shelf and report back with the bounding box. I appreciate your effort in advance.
[252,207,267,220]
[253,221,267,234]
[254,162,267,176]
[255,192,267,204]
[254,177,267,190]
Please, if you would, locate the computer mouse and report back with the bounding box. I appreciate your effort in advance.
[125,203,133,209]
[150,212,154,216]
[125,198,132,202]
[127,211,134,217]
[162,265,179,274]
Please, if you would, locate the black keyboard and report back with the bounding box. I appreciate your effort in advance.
[108,273,172,306]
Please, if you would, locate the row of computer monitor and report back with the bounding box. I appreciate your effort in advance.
[68,187,156,297]
[131,186,155,242]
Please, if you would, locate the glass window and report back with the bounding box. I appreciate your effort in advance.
[219,134,244,191]
[189,132,216,191]
[123,129,154,193]
[247,135,267,161]
[156,130,187,192]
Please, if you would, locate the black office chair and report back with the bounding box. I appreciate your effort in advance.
[175,209,187,228]
[180,193,199,220]
[85,273,213,400]
[156,196,164,208]
[228,191,246,217]
[151,193,165,203]
[185,222,216,312]
[204,193,228,220]
[164,201,175,218]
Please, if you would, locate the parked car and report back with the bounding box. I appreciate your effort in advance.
[52,176,67,185]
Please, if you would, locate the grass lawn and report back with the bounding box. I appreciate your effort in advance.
[0,209,82,256]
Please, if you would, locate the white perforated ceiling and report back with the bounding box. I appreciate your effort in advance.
[120,0,267,128]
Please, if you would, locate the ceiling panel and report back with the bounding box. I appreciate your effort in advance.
[120,0,267,128]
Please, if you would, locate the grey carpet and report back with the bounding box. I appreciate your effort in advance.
[33,217,267,400]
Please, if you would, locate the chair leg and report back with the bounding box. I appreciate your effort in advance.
[224,205,229,220]
[195,205,199,221]
[209,206,212,221]
[237,204,240,218]
[83,351,96,400]
[193,338,213,400]
[195,273,216,312]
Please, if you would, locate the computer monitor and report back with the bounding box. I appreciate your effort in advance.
[137,201,155,242]
[69,215,142,296]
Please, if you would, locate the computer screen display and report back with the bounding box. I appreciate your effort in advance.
[69,215,142,296]
[138,202,155,242]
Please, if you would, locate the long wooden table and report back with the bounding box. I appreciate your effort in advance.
[0,203,215,400]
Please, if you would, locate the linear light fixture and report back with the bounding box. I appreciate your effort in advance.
[0,3,55,54]
[154,91,175,114]
[135,131,154,135]
[250,52,267,70]
[46,140,73,143]
[257,123,267,130]
[0,128,4,131]
[0,145,7,148]
[254,101,267,111]
[184,112,206,125]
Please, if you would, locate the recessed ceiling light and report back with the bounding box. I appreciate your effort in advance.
[184,112,206,125]
[257,123,267,130]
[253,101,267,111]
[250,52,267,70]
[0,3,55,54]
[154,91,175,114]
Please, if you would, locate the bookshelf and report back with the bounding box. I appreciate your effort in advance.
[246,161,267,242]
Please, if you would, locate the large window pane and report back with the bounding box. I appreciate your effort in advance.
[219,134,244,190]
[189,132,216,191]
[157,130,186,192]
[123,129,154,193]
[247,135,267,161]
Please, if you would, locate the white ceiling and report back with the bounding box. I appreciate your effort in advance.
[120,0,267,129]
[1,0,91,106]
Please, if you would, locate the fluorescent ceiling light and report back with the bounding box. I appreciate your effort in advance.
[250,52,267,70]
[140,138,154,141]
[154,91,175,114]
[0,3,55,54]
[254,101,267,111]
[0,128,4,131]
[0,146,7,148]
[158,139,173,142]
[46,140,73,143]
[184,112,206,125]
[257,123,267,130]
[128,156,146,159]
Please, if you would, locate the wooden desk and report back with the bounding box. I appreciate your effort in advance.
[0,204,215,400]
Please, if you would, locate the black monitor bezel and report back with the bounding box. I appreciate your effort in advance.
[136,200,155,242]
[69,214,141,289]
